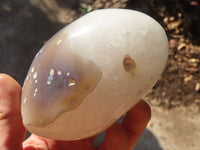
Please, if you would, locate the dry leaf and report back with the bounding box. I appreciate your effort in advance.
[195,83,200,92]
[184,75,193,84]
[167,19,183,30]
[190,1,198,6]
[177,42,186,50]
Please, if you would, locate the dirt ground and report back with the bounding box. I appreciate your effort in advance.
[0,0,200,149]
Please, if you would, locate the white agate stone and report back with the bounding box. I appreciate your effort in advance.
[21,9,168,140]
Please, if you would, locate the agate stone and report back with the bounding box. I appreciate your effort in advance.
[21,9,168,140]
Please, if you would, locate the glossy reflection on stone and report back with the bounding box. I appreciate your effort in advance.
[21,9,168,141]
[22,43,102,126]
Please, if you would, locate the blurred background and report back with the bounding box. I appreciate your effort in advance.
[0,0,200,149]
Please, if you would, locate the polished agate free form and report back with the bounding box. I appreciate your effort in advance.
[21,9,168,140]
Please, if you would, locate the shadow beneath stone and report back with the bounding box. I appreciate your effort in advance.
[94,128,163,150]
[94,116,163,149]
[134,129,163,150]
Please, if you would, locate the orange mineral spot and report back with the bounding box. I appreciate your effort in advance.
[123,54,136,75]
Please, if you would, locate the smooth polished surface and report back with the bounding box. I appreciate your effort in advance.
[21,9,168,140]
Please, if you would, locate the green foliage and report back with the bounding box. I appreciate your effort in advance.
[80,3,92,15]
